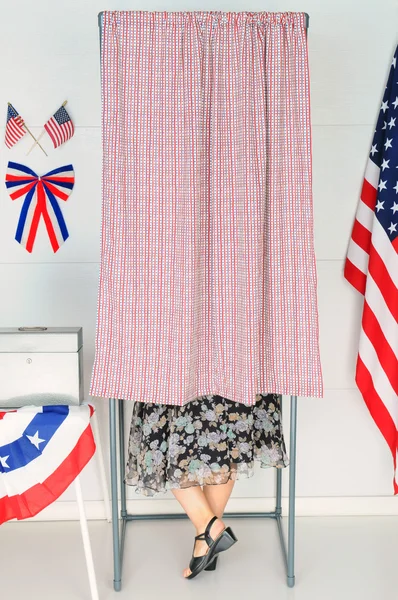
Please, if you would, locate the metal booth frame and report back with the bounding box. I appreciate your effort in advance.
[98,11,309,592]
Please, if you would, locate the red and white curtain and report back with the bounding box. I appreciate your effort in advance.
[90,11,323,407]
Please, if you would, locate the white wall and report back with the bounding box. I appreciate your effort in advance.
[1,0,397,519]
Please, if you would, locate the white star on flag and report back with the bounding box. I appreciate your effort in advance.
[0,456,10,469]
[381,159,390,171]
[378,179,387,191]
[0,403,96,525]
[376,200,385,211]
[26,431,45,449]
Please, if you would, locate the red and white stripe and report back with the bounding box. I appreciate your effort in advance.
[0,404,95,523]
[344,157,398,494]
[5,115,26,149]
[90,11,323,407]
[44,116,74,148]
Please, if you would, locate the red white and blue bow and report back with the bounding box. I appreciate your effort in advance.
[5,161,75,253]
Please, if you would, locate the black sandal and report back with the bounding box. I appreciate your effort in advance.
[185,515,237,579]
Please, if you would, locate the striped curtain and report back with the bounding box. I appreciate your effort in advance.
[89,11,323,407]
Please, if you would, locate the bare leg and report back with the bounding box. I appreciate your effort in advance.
[171,486,226,578]
[203,477,236,518]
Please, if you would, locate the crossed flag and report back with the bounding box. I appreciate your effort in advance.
[5,102,74,155]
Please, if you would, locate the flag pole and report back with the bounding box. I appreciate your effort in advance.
[23,125,48,156]
[26,130,45,156]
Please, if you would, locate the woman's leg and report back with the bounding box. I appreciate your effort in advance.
[203,477,236,518]
[171,486,226,578]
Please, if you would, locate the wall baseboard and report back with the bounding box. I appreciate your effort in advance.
[10,495,398,523]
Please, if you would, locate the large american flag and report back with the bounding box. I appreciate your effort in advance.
[5,104,26,149]
[344,46,398,494]
[44,105,75,148]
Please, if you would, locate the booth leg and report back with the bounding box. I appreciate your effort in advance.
[287,395,298,588]
[275,395,283,517]
[118,398,127,517]
[109,398,122,591]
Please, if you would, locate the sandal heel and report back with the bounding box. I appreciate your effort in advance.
[204,555,218,571]
[214,527,238,553]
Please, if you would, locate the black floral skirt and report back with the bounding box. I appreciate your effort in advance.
[125,392,289,497]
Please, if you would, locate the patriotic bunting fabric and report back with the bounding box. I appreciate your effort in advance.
[5,104,26,149]
[0,404,96,524]
[344,46,398,494]
[44,105,75,149]
[5,161,75,253]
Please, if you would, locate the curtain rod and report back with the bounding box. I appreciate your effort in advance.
[97,11,310,30]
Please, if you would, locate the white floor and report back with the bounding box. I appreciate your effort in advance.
[0,516,397,600]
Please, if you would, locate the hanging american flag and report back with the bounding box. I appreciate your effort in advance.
[5,161,75,253]
[5,104,26,149]
[44,105,75,148]
[0,404,96,524]
[344,46,398,494]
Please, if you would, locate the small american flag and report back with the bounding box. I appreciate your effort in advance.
[5,104,26,149]
[344,46,398,494]
[44,105,75,148]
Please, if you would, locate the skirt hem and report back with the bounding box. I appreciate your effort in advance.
[124,454,290,498]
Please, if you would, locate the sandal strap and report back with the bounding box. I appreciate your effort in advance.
[194,515,219,546]
[204,515,218,544]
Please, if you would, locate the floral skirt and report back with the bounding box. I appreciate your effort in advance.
[125,393,289,497]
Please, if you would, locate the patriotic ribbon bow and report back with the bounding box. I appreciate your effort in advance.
[5,161,74,253]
